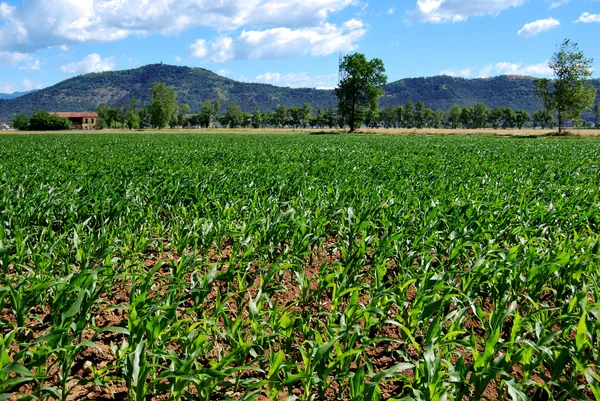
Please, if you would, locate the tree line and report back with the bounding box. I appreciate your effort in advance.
[86,80,600,130]
[333,41,597,134]
[10,96,599,131]
[9,39,599,132]
[94,96,597,130]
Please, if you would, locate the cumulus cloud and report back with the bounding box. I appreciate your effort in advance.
[0,50,30,66]
[190,19,366,63]
[190,39,208,59]
[440,68,472,78]
[440,62,553,78]
[0,78,41,94]
[19,59,41,71]
[575,12,600,24]
[60,53,115,74]
[547,0,570,9]
[407,0,526,23]
[478,62,552,77]
[0,0,359,53]
[517,18,560,38]
[252,72,338,88]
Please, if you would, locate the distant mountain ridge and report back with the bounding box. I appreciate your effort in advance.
[0,90,37,100]
[0,64,598,119]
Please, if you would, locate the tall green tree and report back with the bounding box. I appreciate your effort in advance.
[488,108,503,129]
[414,101,426,129]
[125,99,141,130]
[324,107,337,128]
[473,103,490,129]
[251,106,262,129]
[149,82,178,129]
[300,102,313,128]
[97,104,120,128]
[197,99,220,128]
[433,110,445,129]
[222,100,244,128]
[395,106,405,128]
[380,106,397,129]
[288,107,302,128]
[515,110,530,129]
[313,106,325,128]
[335,53,387,132]
[175,103,191,127]
[460,107,473,129]
[533,110,554,129]
[448,105,462,129]
[364,108,380,129]
[535,39,597,134]
[274,106,288,128]
[502,108,516,129]
[424,108,435,128]
[404,101,415,128]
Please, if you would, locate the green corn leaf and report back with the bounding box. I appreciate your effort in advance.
[62,288,85,320]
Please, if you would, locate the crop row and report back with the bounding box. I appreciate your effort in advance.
[0,133,599,400]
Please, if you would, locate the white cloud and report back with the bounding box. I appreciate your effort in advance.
[0,50,30,66]
[0,0,359,53]
[60,53,115,74]
[407,0,526,23]
[387,8,395,15]
[252,72,338,88]
[575,12,600,24]
[0,50,43,71]
[440,62,553,79]
[440,68,472,78]
[0,78,40,94]
[517,18,560,38]
[190,39,208,58]
[191,19,365,63]
[547,0,570,9]
[478,61,552,77]
[19,58,41,71]
[217,69,230,76]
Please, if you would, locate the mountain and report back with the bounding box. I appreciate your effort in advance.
[0,90,37,100]
[0,64,336,118]
[0,64,598,119]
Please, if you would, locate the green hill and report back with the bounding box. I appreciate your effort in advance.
[0,64,598,119]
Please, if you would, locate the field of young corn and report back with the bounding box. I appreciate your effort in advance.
[0,133,599,401]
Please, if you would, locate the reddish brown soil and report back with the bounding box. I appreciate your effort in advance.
[2,239,595,401]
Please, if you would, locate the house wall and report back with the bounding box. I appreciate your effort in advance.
[69,117,97,130]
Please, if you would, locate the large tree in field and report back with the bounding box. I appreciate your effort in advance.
[149,82,178,129]
[535,39,596,134]
[533,109,554,129]
[335,53,387,132]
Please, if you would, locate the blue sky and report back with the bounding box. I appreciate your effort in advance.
[0,0,598,94]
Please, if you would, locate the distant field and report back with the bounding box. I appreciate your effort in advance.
[1,134,599,400]
[2,127,600,136]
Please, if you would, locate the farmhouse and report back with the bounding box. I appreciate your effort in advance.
[52,112,99,130]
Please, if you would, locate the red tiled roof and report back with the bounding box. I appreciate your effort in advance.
[51,112,99,118]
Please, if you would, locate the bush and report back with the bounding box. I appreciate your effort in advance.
[29,111,72,131]
[11,113,30,131]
